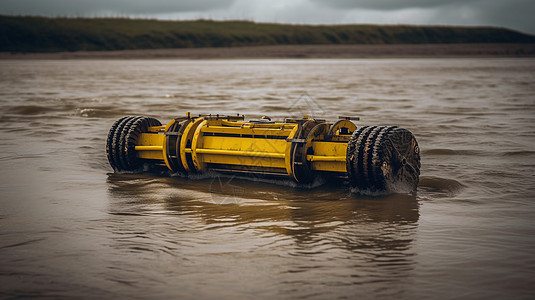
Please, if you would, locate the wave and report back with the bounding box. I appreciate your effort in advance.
[0,238,46,250]
[500,150,535,157]
[77,108,128,118]
[260,105,289,112]
[418,176,465,195]
[424,149,535,157]
[423,148,487,156]
[6,105,56,115]
[4,103,133,119]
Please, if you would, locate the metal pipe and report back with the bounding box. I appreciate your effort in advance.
[135,145,163,151]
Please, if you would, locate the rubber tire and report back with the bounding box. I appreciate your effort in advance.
[105,116,161,172]
[123,116,161,171]
[106,116,135,172]
[117,116,143,171]
[106,116,128,170]
[347,126,420,194]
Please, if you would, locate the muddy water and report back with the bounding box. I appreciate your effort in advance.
[0,59,534,299]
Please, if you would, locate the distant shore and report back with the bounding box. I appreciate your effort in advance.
[2,44,535,59]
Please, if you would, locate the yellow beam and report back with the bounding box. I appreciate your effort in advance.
[192,120,208,171]
[137,150,165,160]
[179,117,205,171]
[203,155,285,168]
[135,133,165,160]
[196,148,285,158]
[137,133,165,146]
[202,136,287,153]
[309,141,348,173]
[148,126,165,133]
[312,141,347,156]
[307,155,346,162]
[135,146,163,151]
[201,126,294,137]
[135,117,352,176]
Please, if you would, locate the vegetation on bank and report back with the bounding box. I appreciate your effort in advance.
[1,15,534,53]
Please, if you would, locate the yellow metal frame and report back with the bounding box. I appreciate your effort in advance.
[133,113,356,181]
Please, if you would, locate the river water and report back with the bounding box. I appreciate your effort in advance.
[0,58,534,299]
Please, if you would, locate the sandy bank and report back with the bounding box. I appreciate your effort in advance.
[2,44,535,59]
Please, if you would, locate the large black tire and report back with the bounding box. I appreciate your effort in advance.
[106,116,135,172]
[106,116,129,170]
[106,116,161,172]
[347,126,420,194]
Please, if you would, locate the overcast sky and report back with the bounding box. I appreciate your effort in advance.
[1,0,534,34]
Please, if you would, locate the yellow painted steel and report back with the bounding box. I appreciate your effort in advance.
[329,120,357,137]
[133,114,356,180]
[163,119,176,132]
[148,126,165,133]
[307,155,346,162]
[284,125,299,178]
[191,120,207,171]
[135,146,163,151]
[199,152,286,169]
[311,141,348,156]
[202,126,295,136]
[202,136,286,153]
[180,117,205,172]
[195,149,285,159]
[309,141,348,173]
[135,133,165,160]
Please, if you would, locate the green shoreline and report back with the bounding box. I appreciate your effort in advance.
[2,16,535,54]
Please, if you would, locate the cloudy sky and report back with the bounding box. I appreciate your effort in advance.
[1,0,534,34]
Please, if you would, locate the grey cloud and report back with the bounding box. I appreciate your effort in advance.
[311,0,535,34]
[421,0,535,34]
[310,0,471,11]
[0,0,533,34]
[470,0,535,33]
[0,0,235,16]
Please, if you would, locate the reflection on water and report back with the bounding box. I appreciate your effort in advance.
[105,173,419,298]
[107,173,419,233]
[1,59,534,299]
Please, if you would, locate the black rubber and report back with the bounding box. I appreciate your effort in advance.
[106,116,134,172]
[347,126,420,194]
[345,126,365,184]
[105,116,161,172]
[106,116,129,171]
[370,126,398,188]
[118,116,143,171]
[349,126,376,191]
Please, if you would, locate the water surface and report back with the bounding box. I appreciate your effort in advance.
[0,59,534,299]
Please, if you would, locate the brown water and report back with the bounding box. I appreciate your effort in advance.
[0,59,534,299]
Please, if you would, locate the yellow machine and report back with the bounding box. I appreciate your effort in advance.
[106,114,420,193]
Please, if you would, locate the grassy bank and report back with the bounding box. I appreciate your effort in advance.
[1,15,535,53]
